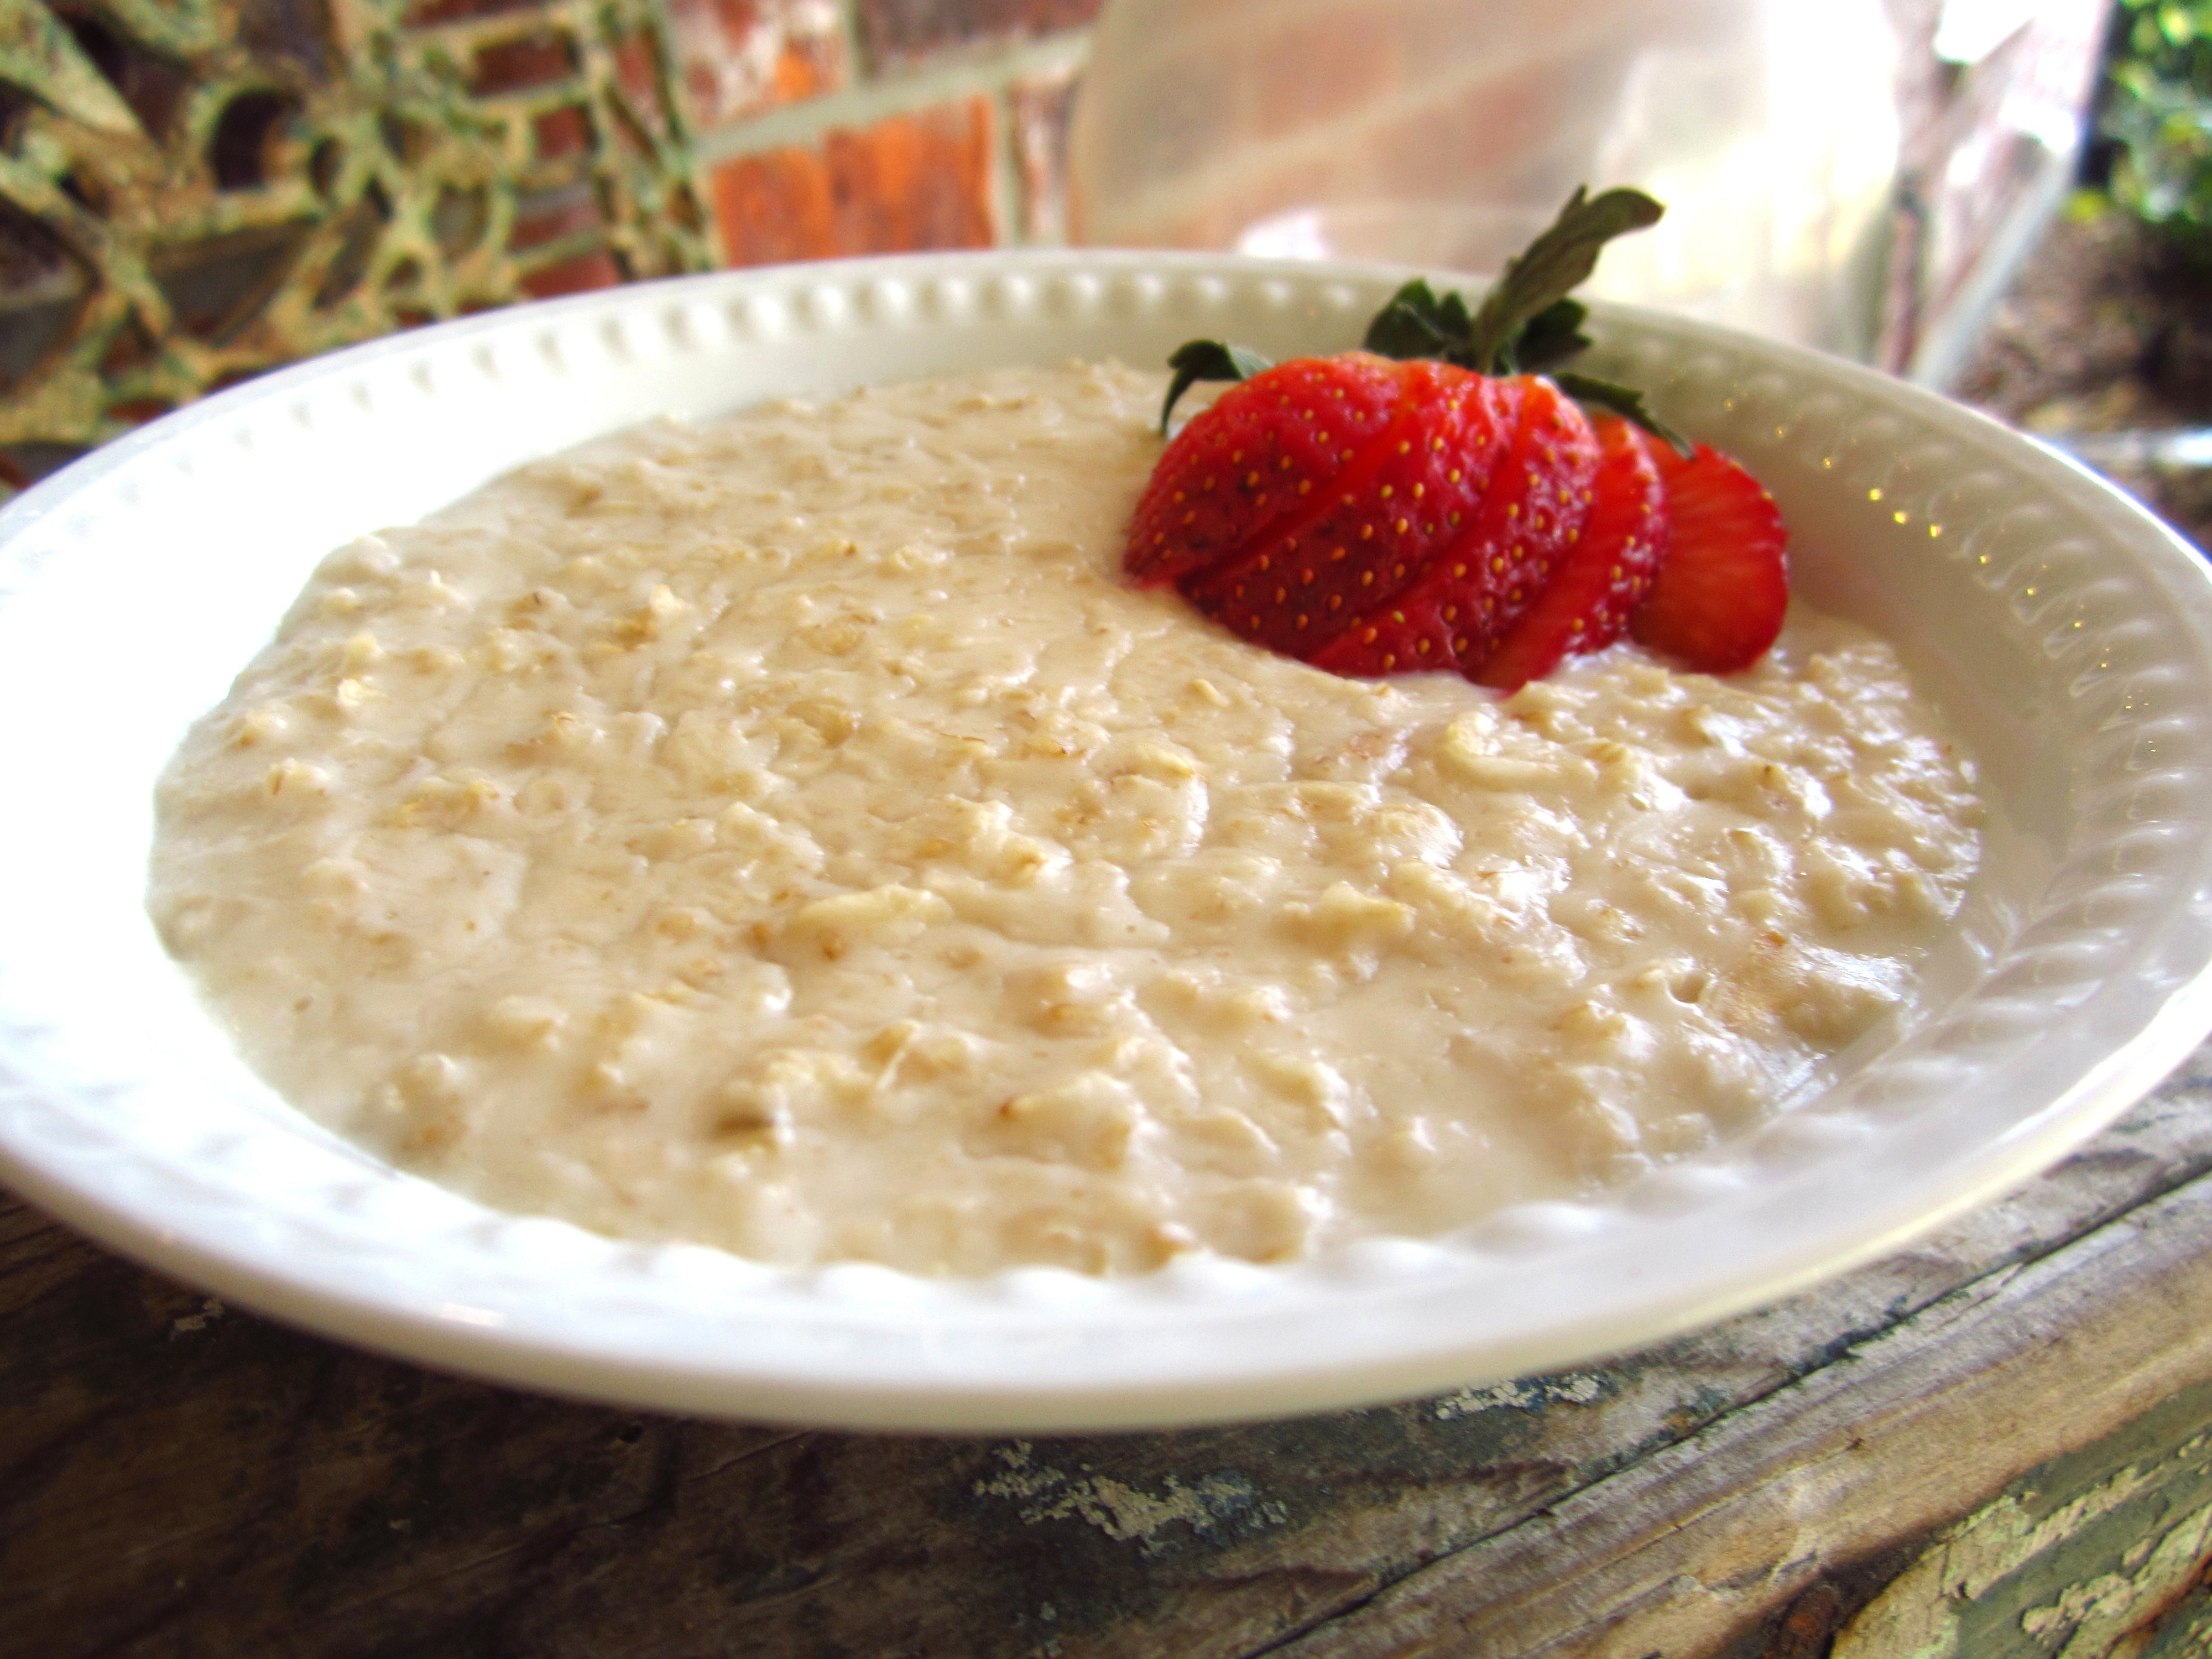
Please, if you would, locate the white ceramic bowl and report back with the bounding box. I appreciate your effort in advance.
[4,251,2210,1432]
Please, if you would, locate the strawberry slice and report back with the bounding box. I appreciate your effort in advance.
[1628,442,1788,674]
[1180,363,1520,657]
[1125,354,1401,587]
[1120,187,1791,687]
[1312,377,1600,677]
[1475,415,1666,690]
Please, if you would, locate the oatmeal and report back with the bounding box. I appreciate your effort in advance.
[149,362,1982,1274]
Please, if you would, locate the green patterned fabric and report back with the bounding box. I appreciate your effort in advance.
[0,0,710,489]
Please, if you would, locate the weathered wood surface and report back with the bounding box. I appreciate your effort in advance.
[8,1040,2212,1658]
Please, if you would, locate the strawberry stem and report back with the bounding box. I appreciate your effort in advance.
[1361,280,1478,362]
[1461,187,1663,373]
[1157,186,1679,445]
[1501,299,1592,374]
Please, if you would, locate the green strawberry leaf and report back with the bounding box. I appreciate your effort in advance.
[1363,279,1475,361]
[1160,340,1274,431]
[1464,187,1663,373]
[1500,298,1591,374]
[1343,192,1657,376]
[1553,372,1694,458]
[1156,187,1673,441]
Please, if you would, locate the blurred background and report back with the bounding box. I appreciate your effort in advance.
[0,0,2204,537]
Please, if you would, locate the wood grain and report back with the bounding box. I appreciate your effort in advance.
[7,1044,2212,1657]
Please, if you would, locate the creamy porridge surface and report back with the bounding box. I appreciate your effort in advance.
[150,362,1983,1274]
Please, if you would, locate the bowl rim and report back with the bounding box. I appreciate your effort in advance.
[4,245,2211,1431]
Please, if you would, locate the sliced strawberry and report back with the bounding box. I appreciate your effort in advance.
[1180,364,1520,656]
[1125,354,1401,587]
[1474,415,1666,690]
[1118,186,1796,689]
[1629,442,1788,674]
[1312,377,1600,677]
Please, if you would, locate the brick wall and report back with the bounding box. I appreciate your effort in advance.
[0,0,2111,494]
[0,0,1097,492]
[669,0,1098,269]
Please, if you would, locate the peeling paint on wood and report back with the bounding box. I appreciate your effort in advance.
[1834,1389,2212,1659]
[1431,1372,1611,1422]
[973,1442,1292,1556]
[8,1047,2212,1656]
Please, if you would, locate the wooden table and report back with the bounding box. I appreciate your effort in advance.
[9,1031,2212,1658]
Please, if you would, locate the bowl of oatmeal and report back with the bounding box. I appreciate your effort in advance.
[2,251,2209,1429]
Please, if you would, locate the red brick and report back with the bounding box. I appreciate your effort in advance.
[509,181,607,252]
[666,0,848,131]
[402,0,541,24]
[857,0,1102,69]
[532,105,594,159]
[471,30,578,95]
[519,248,628,298]
[709,97,997,268]
[1010,69,1077,243]
[712,148,836,264]
[607,31,674,139]
[96,312,159,377]
[102,397,173,426]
